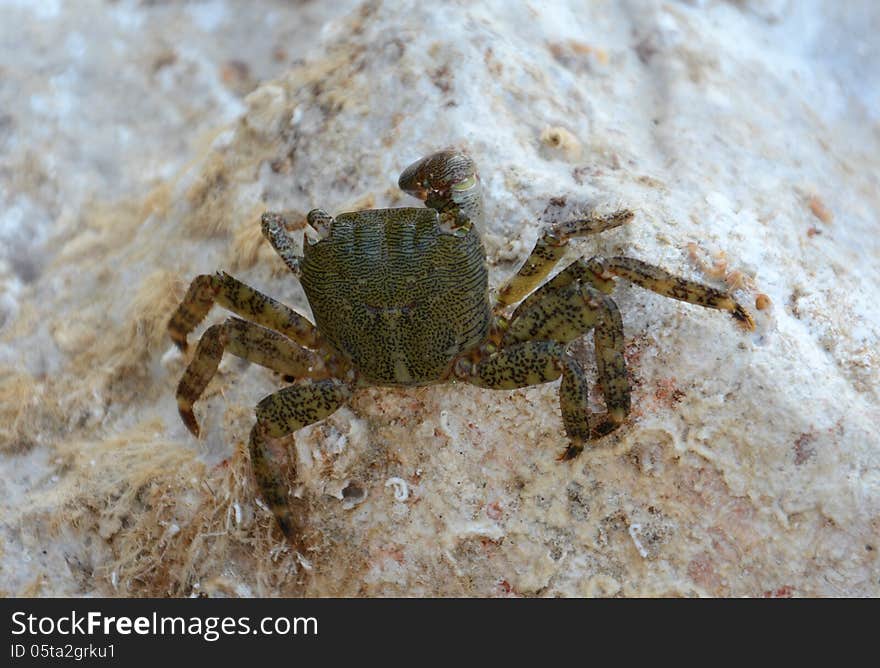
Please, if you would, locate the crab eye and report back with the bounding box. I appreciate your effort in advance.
[451,174,477,192]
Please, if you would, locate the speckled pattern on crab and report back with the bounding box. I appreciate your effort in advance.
[299,207,491,385]
[167,150,754,544]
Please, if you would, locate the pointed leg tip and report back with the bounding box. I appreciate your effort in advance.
[557,444,584,461]
[589,416,624,440]
[179,407,200,438]
[274,507,308,549]
[732,305,756,331]
[277,516,296,541]
[616,209,635,224]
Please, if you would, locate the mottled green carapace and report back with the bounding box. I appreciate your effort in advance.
[300,207,490,385]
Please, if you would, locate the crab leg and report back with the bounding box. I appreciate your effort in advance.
[497,283,631,456]
[507,258,611,321]
[558,352,628,460]
[168,271,325,351]
[592,256,755,329]
[502,282,607,345]
[176,317,328,437]
[250,379,351,543]
[558,296,630,459]
[496,209,634,308]
[461,329,629,459]
[462,340,565,390]
[556,354,593,457]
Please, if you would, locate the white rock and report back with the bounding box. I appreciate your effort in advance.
[0,0,877,597]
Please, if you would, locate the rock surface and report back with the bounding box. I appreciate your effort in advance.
[1,0,878,597]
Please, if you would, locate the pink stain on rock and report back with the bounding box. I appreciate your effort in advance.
[486,501,503,520]
[794,432,816,465]
[687,551,721,592]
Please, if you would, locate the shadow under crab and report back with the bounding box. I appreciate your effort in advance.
[168,150,754,543]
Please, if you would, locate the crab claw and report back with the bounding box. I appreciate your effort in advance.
[398,150,477,202]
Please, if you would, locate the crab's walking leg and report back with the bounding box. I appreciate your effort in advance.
[508,258,611,321]
[498,283,631,456]
[176,317,327,436]
[590,295,629,428]
[168,271,323,351]
[508,254,753,334]
[503,282,604,345]
[250,379,351,542]
[496,209,633,308]
[558,356,592,458]
[558,301,630,459]
[594,256,755,330]
[461,329,629,460]
[462,340,565,390]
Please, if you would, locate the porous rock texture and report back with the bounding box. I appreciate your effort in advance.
[1,0,878,597]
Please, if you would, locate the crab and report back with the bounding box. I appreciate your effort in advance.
[168,150,754,543]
